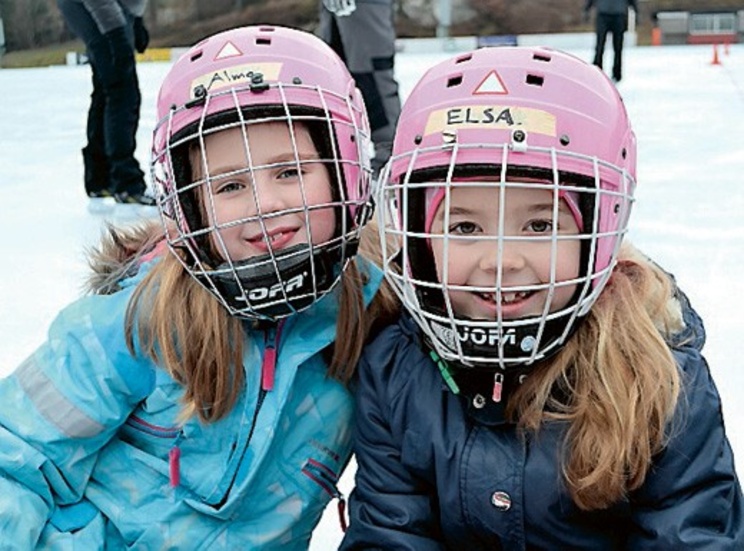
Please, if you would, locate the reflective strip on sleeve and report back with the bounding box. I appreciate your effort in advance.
[16,356,105,439]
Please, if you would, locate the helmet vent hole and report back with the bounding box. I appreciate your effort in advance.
[455,54,472,64]
[190,51,203,62]
[532,53,551,62]
[526,74,544,86]
[256,37,271,46]
[447,75,463,88]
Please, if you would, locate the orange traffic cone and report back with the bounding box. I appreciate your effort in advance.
[711,43,721,66]
[651,27,662,46]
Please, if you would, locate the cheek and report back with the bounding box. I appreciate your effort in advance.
[304,177,335,235]
[308,208,336,243]
[554,240,582,280]
[431,242,469,285]
[207,196,246,226]
[210,224,244,260]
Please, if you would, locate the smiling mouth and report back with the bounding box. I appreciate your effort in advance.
[250,231,289,243]
[474,290,534,305]
[246,228,298,250]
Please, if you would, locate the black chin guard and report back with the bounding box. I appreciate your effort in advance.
[426,308,580,370]
[203,240,357,321]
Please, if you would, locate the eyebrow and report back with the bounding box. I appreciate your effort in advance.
[435,202,573,220]
[434,206,473,220]
[207,152,322,177]
[527,202,574,216]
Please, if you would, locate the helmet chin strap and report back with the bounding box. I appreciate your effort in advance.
[202,239,358,321]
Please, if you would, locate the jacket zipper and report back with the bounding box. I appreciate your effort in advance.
[167,324,285,497]
[205,323,283,506]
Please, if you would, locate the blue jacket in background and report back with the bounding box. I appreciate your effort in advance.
[0,256,383,550]
[341,289,743,550]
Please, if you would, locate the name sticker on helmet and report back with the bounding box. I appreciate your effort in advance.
[190,62,283,98]
[423,106,556,137]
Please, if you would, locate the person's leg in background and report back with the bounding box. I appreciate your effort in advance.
[57,0,111,198]
[57,0,152,206]
[83,66,110,197]
[592,13,611,70]
[610,14,626,82]
[84,16,148,203]
[319,0,402,177]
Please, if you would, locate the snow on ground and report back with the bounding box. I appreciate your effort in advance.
[0,40,742,549]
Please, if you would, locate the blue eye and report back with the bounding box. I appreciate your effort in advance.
[449,221,478,234]
[527,219,553,233]
[278,167,301,180]
[215,181,244,194]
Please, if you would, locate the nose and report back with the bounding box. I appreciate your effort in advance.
[247,171,286,218]
[478,238,526,273]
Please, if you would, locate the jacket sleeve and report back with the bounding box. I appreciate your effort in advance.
[340,334,446,551]
[627,345,744,549]
[0,293,155,546]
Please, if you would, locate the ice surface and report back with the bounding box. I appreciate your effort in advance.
[0,42,741,549]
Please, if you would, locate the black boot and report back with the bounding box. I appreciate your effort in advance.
[114,190,157,207]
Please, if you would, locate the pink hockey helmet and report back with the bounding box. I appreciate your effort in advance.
[151,25,373,321]
[377,46,636,369]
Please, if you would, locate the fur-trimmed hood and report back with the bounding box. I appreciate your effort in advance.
[85,220,165,296]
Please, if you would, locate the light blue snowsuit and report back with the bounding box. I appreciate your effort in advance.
[0,256,383,549]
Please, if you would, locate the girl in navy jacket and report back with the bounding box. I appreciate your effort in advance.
[341,45,743,550]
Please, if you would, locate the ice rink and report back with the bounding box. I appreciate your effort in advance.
[0,40,742,548]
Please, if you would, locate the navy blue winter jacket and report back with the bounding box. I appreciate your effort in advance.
[341,291,743,550]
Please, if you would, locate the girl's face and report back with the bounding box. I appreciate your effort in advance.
[198,122,335,262]
[428,183,581,321]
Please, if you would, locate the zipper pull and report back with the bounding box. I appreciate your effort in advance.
[302,458,347,531]
[169,431,184,488]
[337,494,348,532]
[261,321,284,392]
[492,372,504,403]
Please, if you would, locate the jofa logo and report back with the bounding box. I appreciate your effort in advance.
[236,272,307,303]
[459,326,517,347]
[431,322,517,349]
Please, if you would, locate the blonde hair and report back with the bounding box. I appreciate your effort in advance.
[508,243,682,510]
[85,216,396,424]
[116,218,397,423]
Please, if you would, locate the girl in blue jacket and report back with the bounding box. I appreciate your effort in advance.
[0,26,396,549]
[341,46,743,549]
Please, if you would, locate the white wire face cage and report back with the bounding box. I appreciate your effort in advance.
[377,141,636,370]
[151,81,373,321]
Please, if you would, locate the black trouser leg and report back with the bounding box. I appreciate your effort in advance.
[88,33,144,195]
[82,67,109,195]
[593,15,610,69]
[611,16,626,81]
[57,0,144,196]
